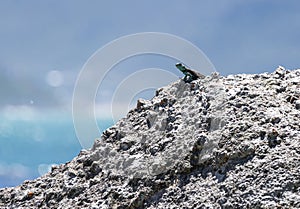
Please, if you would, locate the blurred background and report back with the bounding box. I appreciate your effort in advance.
[0,0,299,188]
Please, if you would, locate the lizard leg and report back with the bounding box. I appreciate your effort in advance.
[183,75,188,81]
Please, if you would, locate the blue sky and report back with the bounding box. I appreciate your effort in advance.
[0,0,299,187]
[1,0,299,108]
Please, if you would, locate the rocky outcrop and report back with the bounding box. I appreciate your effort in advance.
[0,67,300,208]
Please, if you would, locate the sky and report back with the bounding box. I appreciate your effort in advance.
[0,0,299,187]
[1,0,300,108]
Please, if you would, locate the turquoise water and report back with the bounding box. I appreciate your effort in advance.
[0,117,113,188]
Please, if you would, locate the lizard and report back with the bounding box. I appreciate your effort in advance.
[175,63,205,82]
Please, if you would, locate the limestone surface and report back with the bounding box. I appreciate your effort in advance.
[0,67,299,208]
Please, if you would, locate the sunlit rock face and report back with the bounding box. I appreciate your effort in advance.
[1,67,300,208]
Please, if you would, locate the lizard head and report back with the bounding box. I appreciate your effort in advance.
[175,63,186,72]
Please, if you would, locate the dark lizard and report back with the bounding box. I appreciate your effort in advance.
[175,63,205,82]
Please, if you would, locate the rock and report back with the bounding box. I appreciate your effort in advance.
[274,66,285,78]
[295,100,300,110]
[1,67,300,208]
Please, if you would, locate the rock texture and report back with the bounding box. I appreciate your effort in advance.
[1,67,300,208]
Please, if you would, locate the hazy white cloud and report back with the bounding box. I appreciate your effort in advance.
[3,105,38,121]
[0,163,30,179]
